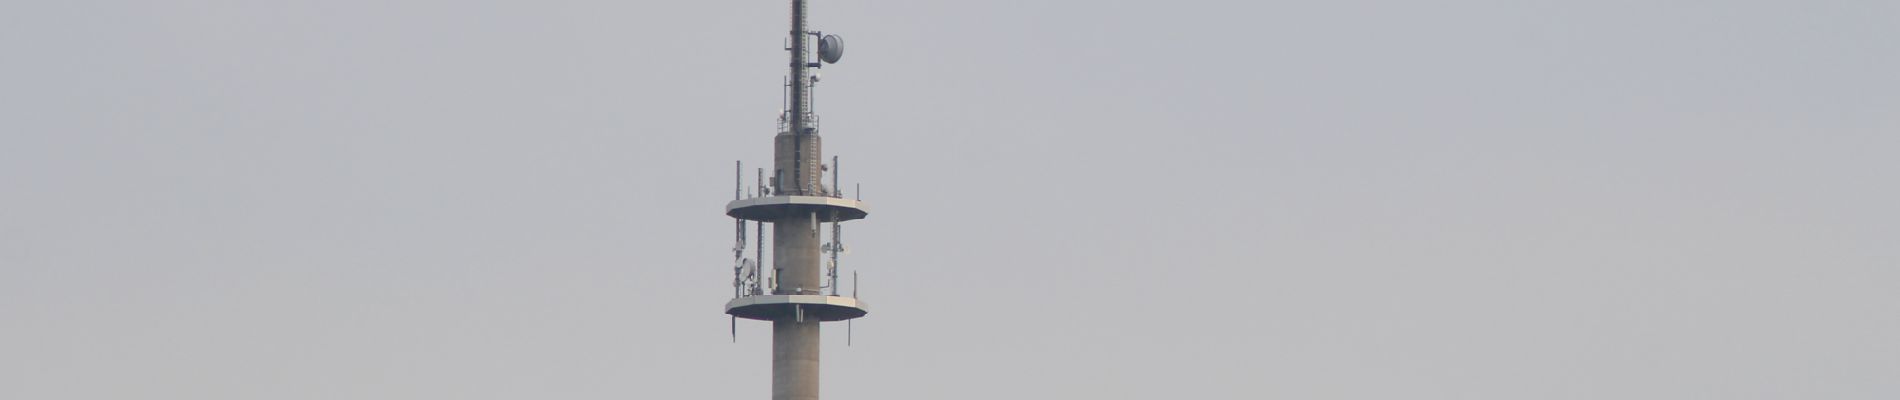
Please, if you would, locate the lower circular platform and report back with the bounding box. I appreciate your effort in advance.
[725,295,869,322]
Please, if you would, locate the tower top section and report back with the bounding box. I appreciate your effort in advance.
[773,0,845,197]
[783,0,844,137]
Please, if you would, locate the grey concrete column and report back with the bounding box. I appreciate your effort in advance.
[772,318,820,400]
[774,133,824,196]
[772,213,823,295]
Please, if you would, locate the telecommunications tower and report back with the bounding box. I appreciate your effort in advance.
[723,2,867,400]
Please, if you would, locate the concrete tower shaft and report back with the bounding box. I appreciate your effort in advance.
[772,215,824,295]
[774,133,823,196]
[772,3,823,399]
[772,319,820,400]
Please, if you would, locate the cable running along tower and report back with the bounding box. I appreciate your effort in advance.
[724,2,866,400]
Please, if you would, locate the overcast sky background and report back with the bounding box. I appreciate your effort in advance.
[3,1,1897,399]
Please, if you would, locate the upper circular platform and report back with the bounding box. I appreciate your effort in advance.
[725,295,868,322]
[725,195,869,222]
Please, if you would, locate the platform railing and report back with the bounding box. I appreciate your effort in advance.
[776,112,820,134]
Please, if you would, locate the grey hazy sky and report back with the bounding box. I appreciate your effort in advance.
[3,1,1896,399]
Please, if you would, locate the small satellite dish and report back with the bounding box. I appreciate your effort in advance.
[740,259,759,279]
[818,34,844,64]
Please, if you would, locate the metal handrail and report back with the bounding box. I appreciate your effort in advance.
[776,112,820,134]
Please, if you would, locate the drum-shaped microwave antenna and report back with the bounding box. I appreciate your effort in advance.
[818,35,844,64]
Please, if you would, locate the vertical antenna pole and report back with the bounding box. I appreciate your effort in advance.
[789,0,811,133]
[734,218,744,299]
[758,220,767,294]
[833,155,840,198]
[828,221,835,296]
[734,160,745,299]
[829,210,841,296]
